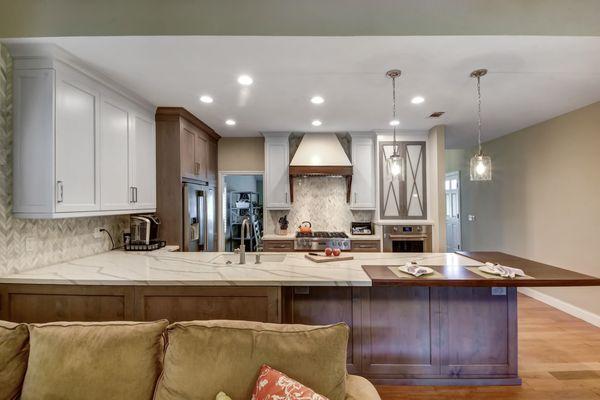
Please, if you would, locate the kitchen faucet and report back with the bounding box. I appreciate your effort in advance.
[237,217,251,264]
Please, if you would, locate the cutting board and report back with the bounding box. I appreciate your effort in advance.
[305,254,354,263]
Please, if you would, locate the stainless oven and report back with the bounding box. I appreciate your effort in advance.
[383,225,432,253]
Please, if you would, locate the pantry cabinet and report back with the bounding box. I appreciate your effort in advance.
[264,132,291,209]
[350,133,376,210]
[12,48,156,218]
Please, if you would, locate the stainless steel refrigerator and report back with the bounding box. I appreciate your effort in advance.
[182,182,216,252]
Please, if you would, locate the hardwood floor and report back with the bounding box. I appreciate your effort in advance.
[377,293,600,400]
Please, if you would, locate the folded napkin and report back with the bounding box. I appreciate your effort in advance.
[399,261,433,277]
[481,262,525,278]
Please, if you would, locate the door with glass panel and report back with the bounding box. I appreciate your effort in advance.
[445,172,461,252]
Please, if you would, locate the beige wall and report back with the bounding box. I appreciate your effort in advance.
[447,102,600,317]
[2,1,600,37]
[218,137,265,172]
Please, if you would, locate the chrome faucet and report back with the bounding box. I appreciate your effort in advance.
[238,217,251,264]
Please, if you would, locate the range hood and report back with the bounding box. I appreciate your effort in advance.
[289,133,353,203]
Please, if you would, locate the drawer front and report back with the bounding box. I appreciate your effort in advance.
[263,240,294,252]
[351,240,381,252]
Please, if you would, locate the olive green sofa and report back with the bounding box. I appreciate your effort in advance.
[0,319,381,400]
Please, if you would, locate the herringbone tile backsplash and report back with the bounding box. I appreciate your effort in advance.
[0,44,128,276]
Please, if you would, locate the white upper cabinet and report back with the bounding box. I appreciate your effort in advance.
[12,46,156,218]
[264,133,291,209]
[130,114,156,210]
[350,133,376,209]
[100,95,130,211]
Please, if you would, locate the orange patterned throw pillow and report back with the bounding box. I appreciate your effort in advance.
[252,365,329,400]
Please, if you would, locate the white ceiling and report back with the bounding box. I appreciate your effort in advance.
[6,36,600,148]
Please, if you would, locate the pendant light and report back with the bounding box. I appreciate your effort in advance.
[386,69,403,178]
[469,69,492,181]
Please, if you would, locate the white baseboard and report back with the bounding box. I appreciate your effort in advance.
[518,287,600,328]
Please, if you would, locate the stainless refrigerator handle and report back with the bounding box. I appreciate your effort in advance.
[57,181,64,203]
[182,184,190,251]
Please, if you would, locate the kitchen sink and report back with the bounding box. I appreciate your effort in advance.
[211,254,286,265]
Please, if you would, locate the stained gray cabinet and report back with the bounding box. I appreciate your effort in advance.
[379,141,427,220]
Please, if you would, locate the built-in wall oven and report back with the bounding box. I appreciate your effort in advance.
[383,225,432,253]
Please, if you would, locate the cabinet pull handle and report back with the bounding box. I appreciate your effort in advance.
[130,187,135,203]
[134,187,138,203]
[285,192,288,203]
[354,192,357,203]
[57,181,64,203]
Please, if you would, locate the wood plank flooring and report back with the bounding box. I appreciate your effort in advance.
[377,293,600,400]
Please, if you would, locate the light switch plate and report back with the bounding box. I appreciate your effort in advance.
[491,287,507,296]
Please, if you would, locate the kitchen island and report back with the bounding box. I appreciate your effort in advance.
[1,249,598,386]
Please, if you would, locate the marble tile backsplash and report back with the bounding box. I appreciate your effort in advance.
[0,44,128,276]
[265,176,374,234]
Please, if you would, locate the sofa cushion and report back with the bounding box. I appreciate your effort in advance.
[345,374,381,400]
[0,321,29,400]
[252,364,329,400]
[20,320,168,400]
[154,320,349,400]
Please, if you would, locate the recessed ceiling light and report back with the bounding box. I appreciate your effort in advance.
[310,96,324,104]
[389,119,400,126]
[411,96,425,104]
[312,120,322,127]
[237,75,254,86]
[225,119,236,126]
[199,95,213,104]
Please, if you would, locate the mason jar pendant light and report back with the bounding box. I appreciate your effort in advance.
[469,69,492,181]
[386,69,403,178]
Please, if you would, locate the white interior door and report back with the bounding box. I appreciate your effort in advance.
[445,171,462,252]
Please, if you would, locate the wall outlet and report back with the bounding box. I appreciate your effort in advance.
[25,237,36,252]
[93,227,104,239]
[468,214,477,222]
[491,287,507,296]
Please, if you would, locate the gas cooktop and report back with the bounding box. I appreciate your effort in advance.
[296,231,349,239]
[295,231,351,251]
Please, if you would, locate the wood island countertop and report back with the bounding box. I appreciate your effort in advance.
[362,251,600,287]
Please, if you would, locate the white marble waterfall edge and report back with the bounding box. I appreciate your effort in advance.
[0,247,483,286]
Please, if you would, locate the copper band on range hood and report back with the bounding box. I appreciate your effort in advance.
[288,165,353,204]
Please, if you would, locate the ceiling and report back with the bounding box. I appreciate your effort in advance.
[5,36,600,148]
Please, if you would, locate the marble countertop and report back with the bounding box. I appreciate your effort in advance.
[262,233,381,240]
[0,248,482,287]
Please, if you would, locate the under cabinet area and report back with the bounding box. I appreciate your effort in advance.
[12,48,156,218]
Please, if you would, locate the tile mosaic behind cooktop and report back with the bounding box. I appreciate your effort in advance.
[265,176,374,234]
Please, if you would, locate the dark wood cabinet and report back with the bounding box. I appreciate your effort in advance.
[208,140,218,186]
[155,107,220,249]
[440,287,518,377]
[0,285,134,323]
[360,287,440,377]
[263,240,295,252]
[351,240,381,252]
[0,282,519,385]
[135,286,280,323]
[283,287,362,374]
